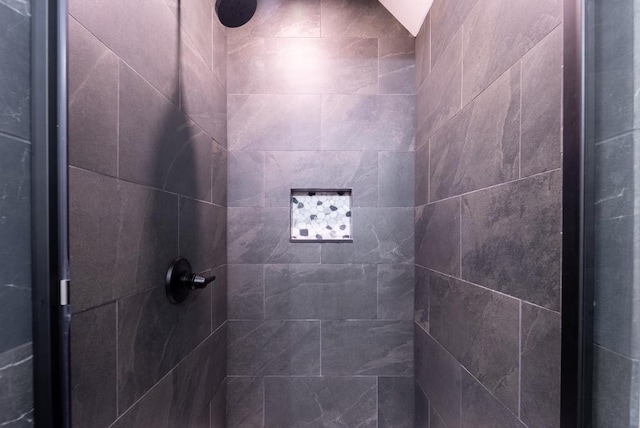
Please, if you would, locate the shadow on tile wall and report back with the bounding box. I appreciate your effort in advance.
[414,0,563,427]
[68,0,227,426]
[226,0,416,426]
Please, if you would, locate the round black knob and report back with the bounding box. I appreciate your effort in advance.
[165,257,216,304]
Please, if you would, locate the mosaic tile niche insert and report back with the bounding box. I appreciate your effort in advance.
[290,190,352,241]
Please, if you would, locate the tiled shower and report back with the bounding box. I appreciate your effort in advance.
[66,0,563,427]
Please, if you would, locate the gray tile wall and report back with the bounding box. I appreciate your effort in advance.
[590,0,640,422]
[226,0,415,426]
[414,0,563,426]
[0,1,34,425]
[67,0,228,425]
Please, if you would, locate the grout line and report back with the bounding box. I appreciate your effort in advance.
[116,62,120,179]
[319,321,322,376]
[519,59,523,179]
[0,130,30,144]
[376,376,379,428]
[115,301,119,416]
[459,196,462,278]
[460,24,464,109]
[518,300,522,418]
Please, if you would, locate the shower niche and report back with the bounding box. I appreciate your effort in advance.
[290,189,352,242]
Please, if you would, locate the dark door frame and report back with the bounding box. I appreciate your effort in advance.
[31,0,71,426]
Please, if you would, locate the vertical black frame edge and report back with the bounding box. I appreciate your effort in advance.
[31,0,71,426]
[562,0,593,426]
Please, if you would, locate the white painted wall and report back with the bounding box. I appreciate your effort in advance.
[378,0,434,36]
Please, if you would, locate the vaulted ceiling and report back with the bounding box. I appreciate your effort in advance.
[378,0,434,36]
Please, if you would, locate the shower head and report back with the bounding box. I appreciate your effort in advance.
[215,0,257,28]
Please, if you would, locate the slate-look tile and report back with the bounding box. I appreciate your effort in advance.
[378,377,414,428]
[180,41,227,147]
[322,321,413,376]
[429,404,447,428]
[378,265,414,320]
[264,151,377,208]
[69,0,180,102]
[227,0,320,37]
[228,207,320,264]
[71,305,116,428]
[415,14,430,89]
[0,136,31,352]
[211,265,228,332]
[414,266,429,332]
[321,208,414,265]
[211,8,227,87]
[317,37,379,94]
[415,198,460,276]
[462,0,562,103]
[228,320,320,376]
[0,2,30,139]
[416,29,461,139]
[181,0,213,70]
[461,370,524,428]
[414,327,461,428]
[228,264,264,320]
[521,26,562,177]
[593,345,640,428]
[429,0,478,68]
[461,170,562,310]
[379,37,416,95]
[118,64,212,201]
[209,379,227,428]
[379,151,414,207]
[520,303,561,428]
[211,142,227,206]
[0,343,33,426]
[228,94,321,151]
[69,168,178,312]
[322,95,416,151]
[430,64,520,201]
[179,198,226,272]
[111,374,173,427]
[68,18,118,177]
[228,151,265,207]
[227,377,263,428]
[117,285,211,410]
[415,141,429,206]
[265,377,377,428]
[265,264,377,320]
[320,0,409,37]
[414,383,429,428]
[430,272,520,413]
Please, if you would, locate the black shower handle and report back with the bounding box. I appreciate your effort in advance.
[180,273,216,290]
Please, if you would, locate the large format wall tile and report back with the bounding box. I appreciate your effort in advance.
[211,265,228,332]
[227,377,263,428]
[0,2,30,139]
[228,207,321,264]
[179,198,226,272]
[429,0,478,68]
[119,64,213,201]
[461,170,562,310]
[181,0,213,72]
[416,29,461,139]
[378,37,416,95]
[264,151,378,207]
[430,273,520,413]
[228,94,321,151]
[227,0,320,37]
[378,377,414,428]
[0,343,33,426]
[211,142,227,206]
[68,18,118,177]
[415,382,429,428]
[379,151,414,208]
[320,0,409,38]
[321,208,414,264]
[430,64,520,201]
[69,168,179,312]
[69,0,179,102]
[117,286,211,410]
[71,304,117,428]
[415,15,430,89]
[521,27,562,177]
[414,327,461,428]
[462,0,561,104]
[265,264,377,319]
[228,320,320,375]
[322,321,413,376]
[265,377,377,428]
[415,198,460,276]
[0,135,31,352]
[414,267,430,332]
[415,141,429,206]
[461,371,524,428]
[228,151,265,207]
[520,303,561,428]
[180,41,227,146]
[321,95,415,151]
[378,264,414,320]
[228,264,265,320]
